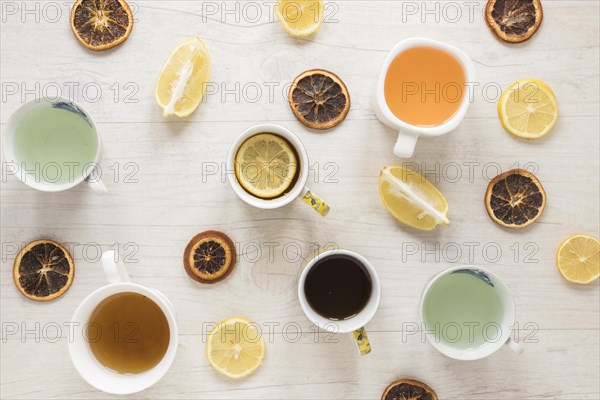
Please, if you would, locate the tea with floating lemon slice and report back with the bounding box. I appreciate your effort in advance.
[234,133,300,199]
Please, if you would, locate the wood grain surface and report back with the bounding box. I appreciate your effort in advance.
[1,1,599,399]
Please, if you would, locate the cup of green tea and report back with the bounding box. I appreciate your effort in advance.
[420,265,523,360]
[3,97,107,192]
[298,248,381,355]
[68,251,178,394]
[374,37,475,158]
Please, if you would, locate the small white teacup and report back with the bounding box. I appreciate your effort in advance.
[298,248,381,355]
[374,37,475,158]
[420,265,523,361]
[68,251,178,394]
[3,97,107,192]
[227,123,329,216]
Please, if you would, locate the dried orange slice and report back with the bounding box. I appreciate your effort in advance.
[485,0,543,43]
[70,0,133,51]
[556,234,599,284]
[183,231,236,284]
[382,379,438,400]
[288,69,350,130]
[485,169,546,228]
[13,239,75,301]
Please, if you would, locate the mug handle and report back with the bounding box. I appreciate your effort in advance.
[393,131,419,158]
[101,250,130,284]
[85,166,108,193]
[301,187,330,217]
[505,337,524,354]
[352,327,372,356]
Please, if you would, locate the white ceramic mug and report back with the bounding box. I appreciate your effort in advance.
[419,265,523,361]
[2,97,107,192]
[374,37,475,158]
[227,123,330,216]
[68,251,178,394]
[298,248,381,355]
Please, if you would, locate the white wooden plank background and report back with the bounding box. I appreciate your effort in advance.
[1,1,599,398]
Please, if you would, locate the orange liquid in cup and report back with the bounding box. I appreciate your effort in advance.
[384,46,466,127]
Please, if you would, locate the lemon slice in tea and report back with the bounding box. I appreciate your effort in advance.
[556,234,599,284]
[206,317,266,379]
[379,166,449,231]
[234,133,298,199]
[155,37,211,118]
[498,79,558,139]
[275,0,324,37]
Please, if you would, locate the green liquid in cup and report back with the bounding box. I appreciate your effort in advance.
[423,271,504,350]
[14,103,98,185]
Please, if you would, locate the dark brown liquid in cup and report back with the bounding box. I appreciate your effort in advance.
[304,255,372,320]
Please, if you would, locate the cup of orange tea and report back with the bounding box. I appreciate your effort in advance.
[375,37,475,158]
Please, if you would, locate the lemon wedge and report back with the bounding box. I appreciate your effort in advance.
[498,79,558,139]
[556,234,599,284]
[155,37,210,118]
[275,0,324,37]
[379,166,449,231]
[206,317,266,379]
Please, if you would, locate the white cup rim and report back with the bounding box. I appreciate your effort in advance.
[375,37,475,136]
[298,249,381,333]
[226,123,309,209]
[419,265,516,361]
[68,282,178,395]
[2,96,102,192]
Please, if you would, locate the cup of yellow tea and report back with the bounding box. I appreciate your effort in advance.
[227,123,330,216]
[375,37,475,158]
[69,251,178,394]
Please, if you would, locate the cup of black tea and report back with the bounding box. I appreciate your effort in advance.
[68,251,178,394]
[298,248,381,355]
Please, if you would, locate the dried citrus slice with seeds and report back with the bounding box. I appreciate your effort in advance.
[556,234,599,284]
[155,37,211,118]
[206,317,266,379]
[13,239,75,301]
[183,231,236,284]
[485,0,543,43]
[485,169,546,228]
[288,69,350,130]
[70,0,133,51]
[382,379,438,400]
[234,133,298,199]
[275,0,324,37]
[379,166,449,231]
[498,79,558,139]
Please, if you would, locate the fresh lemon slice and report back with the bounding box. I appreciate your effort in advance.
[498,79,558,139]
[556,234,599,284]
[235,133,298,199]
[155,37,210,118]
[275,0,324,37]
[206,317,266,379]
[379,166,449,231]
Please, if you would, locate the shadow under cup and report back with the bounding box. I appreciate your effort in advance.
[69,283,178,395]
